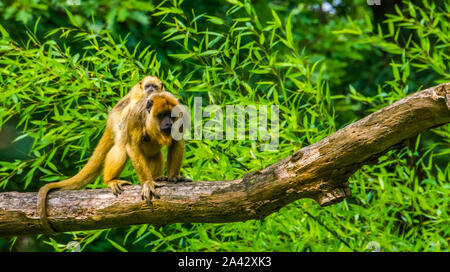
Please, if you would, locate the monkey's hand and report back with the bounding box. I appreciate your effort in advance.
[141,180,161,204]
[155,176,192,183]
[107,180,132,196]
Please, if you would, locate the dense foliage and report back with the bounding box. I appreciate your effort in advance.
[0,0,448,251]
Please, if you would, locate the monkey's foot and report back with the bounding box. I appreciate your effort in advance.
[141,181,161,204]
[107,180,132,196]
[155,176,192,183]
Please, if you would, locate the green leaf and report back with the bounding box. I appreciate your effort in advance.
[0,24,10,39]
[65,9,80,27]
[259,32,265,45]
[206,16,224,25]
[285,12,294,50]
[107,239,128,252]
[271,9,282,28]
[226,0,244,6]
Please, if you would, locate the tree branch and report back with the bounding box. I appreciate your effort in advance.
[1,83,449,236]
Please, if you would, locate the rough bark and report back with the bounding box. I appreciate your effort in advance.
[0,83,449,236]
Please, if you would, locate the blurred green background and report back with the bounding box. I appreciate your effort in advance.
[0,0,448,251]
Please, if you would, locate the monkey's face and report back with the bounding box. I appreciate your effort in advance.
[140,76,165,95]
[146,92,179,146]
[158,112,174,135]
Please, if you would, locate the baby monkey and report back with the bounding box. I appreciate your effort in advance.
[37,76,190,233]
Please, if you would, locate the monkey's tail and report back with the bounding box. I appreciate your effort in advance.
[37,127,114,233]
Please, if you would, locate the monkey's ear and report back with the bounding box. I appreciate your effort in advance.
[146,99,153,112]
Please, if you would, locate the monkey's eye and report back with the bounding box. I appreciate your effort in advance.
[157,112,171,120]
[144,84,158,93]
